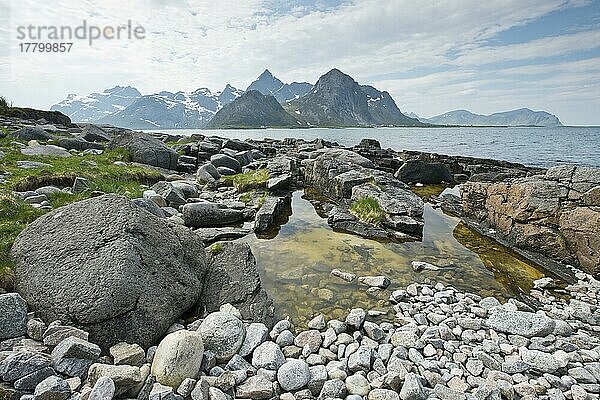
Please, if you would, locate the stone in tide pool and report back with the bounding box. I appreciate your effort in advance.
[198,312,245,363]
[0,293,28,339]
[151,330,204,388]
[487,307,555,337]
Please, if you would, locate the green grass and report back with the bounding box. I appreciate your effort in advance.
[350,196,385,224]
[209,243,224,255]
[0,136,164,289]
[222,169,270,192]
[257,192,268,208]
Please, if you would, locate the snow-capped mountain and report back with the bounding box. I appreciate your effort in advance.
[98,85,244,129]
[50,86,142,123]
[247,69,312,103]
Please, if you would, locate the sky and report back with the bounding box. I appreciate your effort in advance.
[0,0,599,125]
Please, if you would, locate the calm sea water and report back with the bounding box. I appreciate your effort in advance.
[159,126,600,168]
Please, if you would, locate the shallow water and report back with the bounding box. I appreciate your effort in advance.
[161,126,600,168]
[240,190,557,328]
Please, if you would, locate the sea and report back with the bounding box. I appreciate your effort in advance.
[158,126,600,168]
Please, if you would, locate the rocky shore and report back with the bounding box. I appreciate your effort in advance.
[2,269,600,400]
[1,113,600,400]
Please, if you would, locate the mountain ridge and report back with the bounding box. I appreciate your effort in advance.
[417,108,562,127]
[206,90,304,129]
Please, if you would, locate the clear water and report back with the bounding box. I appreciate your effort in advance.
[160,126,600,168]
[239,190,556,327]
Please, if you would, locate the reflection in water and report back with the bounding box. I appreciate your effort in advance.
[240,190,558,327]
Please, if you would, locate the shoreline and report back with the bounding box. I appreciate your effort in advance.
[1,116,599,399]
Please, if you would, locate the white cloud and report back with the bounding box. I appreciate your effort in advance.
[0,0,598,124]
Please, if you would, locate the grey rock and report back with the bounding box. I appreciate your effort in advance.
[345,373,370,396]
[294,330,323,353]
[254,196,287,233]
[0,293,28,339]
[33,375,71,400]
[345,308,366,330]
[252,341,285,370]
[198,312,245,363]
[368,389,400,400]
[487,308,556,337]
[200,242,274,325]
[43,324,89,348]
[363,321,384,341]
[149,383,175,400]
[0,350,52,382]
[88,363,142,396]
[89,377,115,400]
[210,154,241,173]
[151,329,204,388]
[399,373,426,400]
[109,130,178,170]
[182,202,244,228]
[235,376,273,399]
[318,378,346,400]
[14,367,56,391]
[12,194,208,350]
[110,342,146,366]
[277,359,310,391]
[10,126,52,141]
[196,163,221,184]
[358,276,391,289]
[21,145,71,157]
[394,160,453,184]
[238,323,269,357]
[51,336,101,377]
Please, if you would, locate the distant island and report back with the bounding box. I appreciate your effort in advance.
[51,69,562,129]
[409,109,562,127]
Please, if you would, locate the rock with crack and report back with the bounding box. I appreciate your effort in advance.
[199,242,274,326]
[11,194,208,350]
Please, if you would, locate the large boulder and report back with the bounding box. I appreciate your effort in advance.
[80,125,113,142]
[9,126,52,141]
[394,160,453,184]
[460,165,600,274]
[200,243,274,325]
[109,130,178,170]
[11,194,208,350]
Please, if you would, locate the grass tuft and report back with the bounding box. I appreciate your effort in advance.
[209,243,224,255]
[222,169,270,192]
[350,196,385,224]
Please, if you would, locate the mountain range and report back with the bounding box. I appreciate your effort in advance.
[246,69,312,103]
[51,69,562,129]
[51,86,142,123]
[412,109,562,127]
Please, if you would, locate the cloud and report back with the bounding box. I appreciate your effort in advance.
[1,0,598,124]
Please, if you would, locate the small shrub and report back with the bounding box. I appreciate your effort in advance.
[350,196,385,224]
[210,243,224,255]
[0,96,9,113]
[222,169,270,192]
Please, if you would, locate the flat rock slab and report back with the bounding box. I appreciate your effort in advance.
[487,307,556,337]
